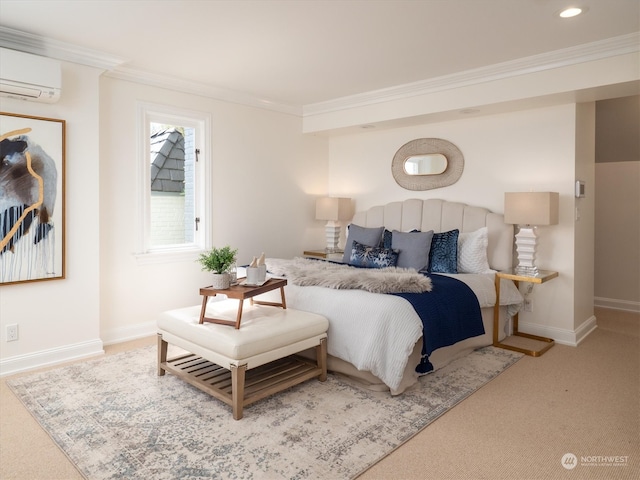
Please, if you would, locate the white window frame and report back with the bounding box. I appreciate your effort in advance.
[134,102,211,264]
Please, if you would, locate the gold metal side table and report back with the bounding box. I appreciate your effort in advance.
[494,269,558,356]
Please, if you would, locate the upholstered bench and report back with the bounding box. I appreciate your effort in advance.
[157,300,328,420]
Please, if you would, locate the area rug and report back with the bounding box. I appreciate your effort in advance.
[8,345,522,480]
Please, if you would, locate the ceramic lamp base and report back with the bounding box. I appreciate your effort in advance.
[514,225,539,276]
[324,221,341,253]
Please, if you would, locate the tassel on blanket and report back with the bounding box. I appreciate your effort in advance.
[415,355,434,375]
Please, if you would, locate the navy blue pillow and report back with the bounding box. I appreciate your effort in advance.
[350,241,399,268]
[381,229,393,249]
[428,229,459,273]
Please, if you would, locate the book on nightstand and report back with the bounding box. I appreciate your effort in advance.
[303,250,345,262]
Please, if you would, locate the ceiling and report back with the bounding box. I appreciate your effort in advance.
[0,0,638,110]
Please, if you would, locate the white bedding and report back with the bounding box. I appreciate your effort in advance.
[441,273,523,316]
[256,268,522,393]
[244,199,521,394]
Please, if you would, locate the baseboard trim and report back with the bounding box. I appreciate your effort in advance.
[517,316,597,347]
[594,297,640,313]
[0,339,104,377]
[101,321,157,346]
[1,320,159,377]
[574,315,598,346]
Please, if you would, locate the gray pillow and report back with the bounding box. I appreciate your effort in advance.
[391,230,434,271]
[343,224,385,263]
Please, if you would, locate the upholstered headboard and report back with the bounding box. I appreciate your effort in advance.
[350,199,513,272]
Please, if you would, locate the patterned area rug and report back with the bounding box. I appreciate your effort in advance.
[8,345,521,480]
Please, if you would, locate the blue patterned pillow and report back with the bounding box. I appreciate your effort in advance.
[349,241,399,269]
[381,229,393,249]
[428,229,459,273]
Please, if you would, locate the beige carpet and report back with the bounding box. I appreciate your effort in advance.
[1,307,638,479]
[360,307,640,480]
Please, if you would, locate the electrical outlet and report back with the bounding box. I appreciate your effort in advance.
[523,298,533,312]
[6,324,18,342]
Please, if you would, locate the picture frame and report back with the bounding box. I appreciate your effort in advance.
[1,112,66,285]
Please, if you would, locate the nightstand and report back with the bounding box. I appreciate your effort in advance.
[303,250,345,263]
[494,269,558,356]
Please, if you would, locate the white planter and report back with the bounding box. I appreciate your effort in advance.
[211,273,230,289]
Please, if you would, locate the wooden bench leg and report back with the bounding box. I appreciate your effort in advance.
[317,337,327,382]
[157,333,167,376]
[231,364,247,420]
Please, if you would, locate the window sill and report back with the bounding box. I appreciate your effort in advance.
[134,247,203,266]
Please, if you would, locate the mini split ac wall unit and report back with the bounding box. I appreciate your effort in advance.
[0,47,61,103]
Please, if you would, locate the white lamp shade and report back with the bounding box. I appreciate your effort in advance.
[504,192,559,226]
[315,197,353,221]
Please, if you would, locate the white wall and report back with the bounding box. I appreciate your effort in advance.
[1,62,104,374]
[327,104,586,343]
[573,103,596,332]
[594,96,640,312]
[0,71,328,373]
[150,194,186,246]
[98,77,328,344]
[0,55,625,373]
[595,161,640,309]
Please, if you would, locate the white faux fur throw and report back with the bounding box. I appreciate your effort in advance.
[266,257,432,294]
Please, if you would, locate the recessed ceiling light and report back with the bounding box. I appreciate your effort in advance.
[559,7,585,18]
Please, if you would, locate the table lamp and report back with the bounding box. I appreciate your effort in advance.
[315,197,353,253]
[504,192,559,276]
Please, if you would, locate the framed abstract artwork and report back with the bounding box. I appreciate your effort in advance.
[1,112,66,285]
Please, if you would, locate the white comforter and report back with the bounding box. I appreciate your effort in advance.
[259,271,523,392]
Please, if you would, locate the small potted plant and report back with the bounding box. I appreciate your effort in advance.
[197,245,238,289]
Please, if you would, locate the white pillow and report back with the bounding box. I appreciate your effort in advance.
[457,227,494,274]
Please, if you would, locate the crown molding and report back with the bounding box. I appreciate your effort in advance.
[0,25,301,116]
[1,26,636,118]
[303,32,640,116]
[105,66,302,116]
[0,26,126,70]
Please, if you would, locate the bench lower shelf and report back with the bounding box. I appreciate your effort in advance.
[159,351,325,419]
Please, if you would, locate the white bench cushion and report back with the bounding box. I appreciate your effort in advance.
[157,301,328,360]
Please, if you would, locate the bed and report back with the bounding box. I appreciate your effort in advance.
[252,199,523,394]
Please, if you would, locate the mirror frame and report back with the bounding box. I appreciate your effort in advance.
[392,138,464,191]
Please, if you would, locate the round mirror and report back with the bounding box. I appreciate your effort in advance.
[392,138,464,191]
[403,154,448,175]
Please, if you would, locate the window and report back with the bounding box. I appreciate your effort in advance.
[149,123,192,247]
[136,103,211,263]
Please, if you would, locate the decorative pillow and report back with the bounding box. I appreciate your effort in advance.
[342,224,385,263]
[349,241,399,268]
[381,229,393,249]
[391,230,434,271]
[428,229,459,273]
[457,227,494,274]
[381,228,419,249]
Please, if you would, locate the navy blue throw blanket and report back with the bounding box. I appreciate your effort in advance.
[394,274,485,374]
